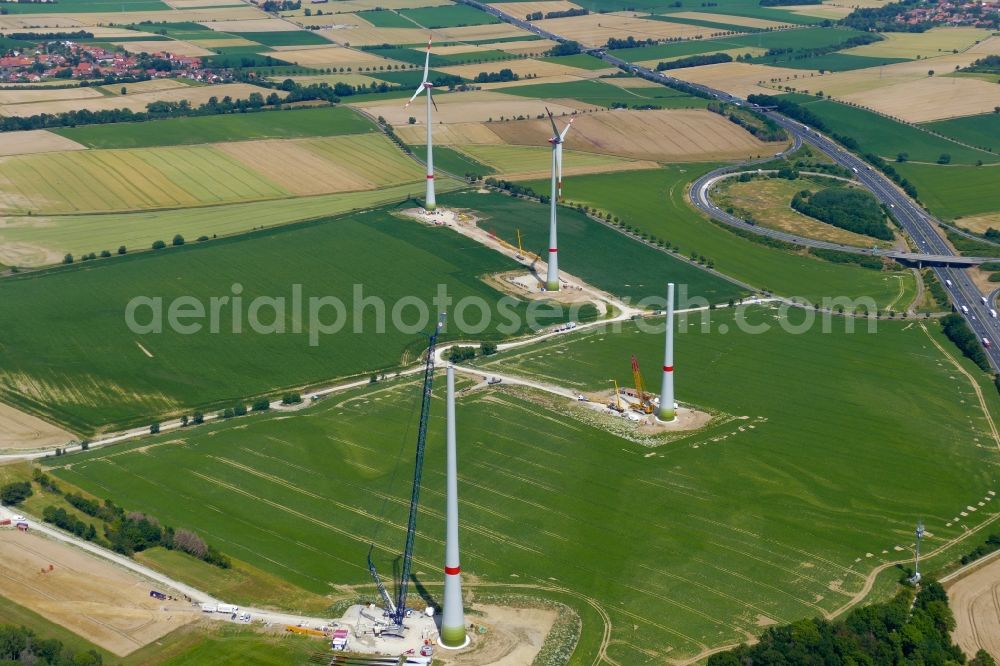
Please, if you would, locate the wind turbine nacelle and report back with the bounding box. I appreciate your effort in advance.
[423,82,434,89]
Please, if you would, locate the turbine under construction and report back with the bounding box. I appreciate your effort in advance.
[439,366,468,648]
[545,108,573,292]
[405,36,437,211]
[658,283,676,422]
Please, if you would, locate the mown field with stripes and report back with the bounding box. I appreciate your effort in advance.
[44,307,1000,663]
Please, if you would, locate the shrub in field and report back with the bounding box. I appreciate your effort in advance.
[0,481,32,506]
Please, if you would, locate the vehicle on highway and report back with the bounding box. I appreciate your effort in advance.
[982,296,988,305]
[984,337,992,349]
[946,279,953,287]
[991,309,997,319]
[961,305,970,314]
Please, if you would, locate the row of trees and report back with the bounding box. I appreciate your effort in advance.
[0,625,103,666]
[941,312,991,371]
[709,582,988,666]
[473,68,519,83]
[526,7,588,20]
[840,0,933,32]
[657,52,732,71]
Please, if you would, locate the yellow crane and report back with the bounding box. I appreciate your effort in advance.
[631,354,654,414]
[608,379,624,412]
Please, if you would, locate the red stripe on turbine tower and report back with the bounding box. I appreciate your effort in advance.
[664,365,673,372]
[445,565,461,575]
[427,174,434,179]
[549,248,558,252]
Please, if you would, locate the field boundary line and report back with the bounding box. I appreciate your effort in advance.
[920,321,1000,450]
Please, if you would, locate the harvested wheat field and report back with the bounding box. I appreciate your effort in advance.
[813,52,989,98]
[667,11,789,28]
[458,143,656,178]
[51,7,267,25]
[436,23,532,41]
[98,78,192,95]
[398,109,788,162]
[488,109,786,160]
[199,18,300,32]
[0,130,85,157]
[495,38,559,55]
[308,0,451,9]
[784,4,853,18]
[533,14,712,47]
[114,40,215,57]
[167,0,242,7]
[397,121,504,145]
[670,61,818,97]
[0,529,196,655]
[844,27,993,59]
[955,212,1000,235]
[270,45,402,68]
[0,83,280,118]
[354,90,597,125]
[437,57,591,80]
[490,1,584,17]
[0,402,71,451]
[216,134,424,195]
[0,16,83,30]
[948,554,1000,661]
[315,22,426,47]
[842,76,1000,122]
[0,87,102,106]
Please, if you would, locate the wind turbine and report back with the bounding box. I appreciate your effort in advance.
[405,36,437,211]
[545,108,573,291]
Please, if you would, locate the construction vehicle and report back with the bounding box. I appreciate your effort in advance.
[367,314,447,636]
[608,379,624,413]
[630,354,655,414]
[285,625,327,637]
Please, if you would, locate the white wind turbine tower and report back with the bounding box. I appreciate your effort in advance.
[405,36,437,211]
[545,108,573,291]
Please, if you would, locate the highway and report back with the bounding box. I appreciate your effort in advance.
[457,0,1000,369]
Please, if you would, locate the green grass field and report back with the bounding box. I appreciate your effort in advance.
[649,13,767,33]
[366,46,514,69]
[0,145,289,215]
[0,133,423,216]
[515,167,912,306]
[539,53,612,70]
[441,190,746,304]
[45,308,1000,663]
[231,31,331,47]
[759,52,908,71]
[53,107,375,149]
[923,113,1000,154]
[0,203,578,434]
[500,78,708,108]
[895,163,1000,220]
[410,144,496,177]
[786,96,999,165]
[0,180,462,268]
[356,9,415,28]
[398,4,502,28]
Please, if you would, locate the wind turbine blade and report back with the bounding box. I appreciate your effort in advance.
[559,116,574,141]
[429,89,439,113]
[545,107,559,139]
[404,84,424,108]
[422,36,432,83]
